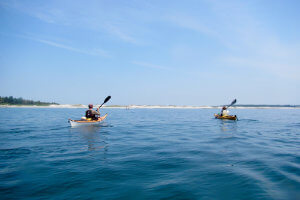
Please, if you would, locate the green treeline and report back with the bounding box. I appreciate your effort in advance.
[0,96,59,106]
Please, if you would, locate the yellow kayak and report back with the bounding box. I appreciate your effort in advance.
[214,114,237,120]
[69,114,108,126]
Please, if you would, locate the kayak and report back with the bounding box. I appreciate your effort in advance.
[214,114,237,120]
[69,114,108,127]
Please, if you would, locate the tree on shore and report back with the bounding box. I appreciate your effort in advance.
[0,96,59,105]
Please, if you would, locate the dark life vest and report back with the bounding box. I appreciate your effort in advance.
[86,110,95,119]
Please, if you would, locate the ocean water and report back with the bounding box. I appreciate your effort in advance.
[0,108,299,200]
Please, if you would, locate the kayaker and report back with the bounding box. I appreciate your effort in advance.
[86,104,100,120]
[220,106,229,116]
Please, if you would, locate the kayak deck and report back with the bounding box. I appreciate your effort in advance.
[69,114,108,126]
[214,114,237,120]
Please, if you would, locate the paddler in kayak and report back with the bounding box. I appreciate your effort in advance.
[214,99,237,120]
[220,106,229,116]
[86,104,100,120]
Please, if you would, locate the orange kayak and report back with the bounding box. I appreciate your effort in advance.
[69,114,108,126]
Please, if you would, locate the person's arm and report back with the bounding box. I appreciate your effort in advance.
[220,107,226,116]
[92,109,100,115]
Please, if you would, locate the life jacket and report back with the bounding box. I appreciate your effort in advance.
[222,110,229,116]
[86,110,95,119]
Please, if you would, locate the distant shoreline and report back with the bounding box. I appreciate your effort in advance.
[1,104,299,109]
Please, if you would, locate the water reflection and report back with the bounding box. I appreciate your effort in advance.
[219,120,238,134]
[70,125,108,151]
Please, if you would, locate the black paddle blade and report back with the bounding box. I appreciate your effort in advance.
[230,99,237,106]
[103,96,111,104]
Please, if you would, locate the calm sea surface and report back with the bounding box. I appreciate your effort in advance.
[0,108,299,200]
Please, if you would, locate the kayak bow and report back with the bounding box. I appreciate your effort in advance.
[69,114,108,127]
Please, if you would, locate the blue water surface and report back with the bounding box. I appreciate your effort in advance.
[0,108,299,200]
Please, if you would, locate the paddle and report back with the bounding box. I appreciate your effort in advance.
[219,99,236,116]
[98,96,111,109]
[226,99,237,108]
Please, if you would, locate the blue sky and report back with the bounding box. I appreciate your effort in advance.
[0,0,299,105]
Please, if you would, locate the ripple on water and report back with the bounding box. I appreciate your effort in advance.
[0,108,299,199]
[0,147,31,159]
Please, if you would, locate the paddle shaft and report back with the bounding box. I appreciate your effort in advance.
[221,99,236,115]
[98,96,111,109]
[98,103,105,109]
